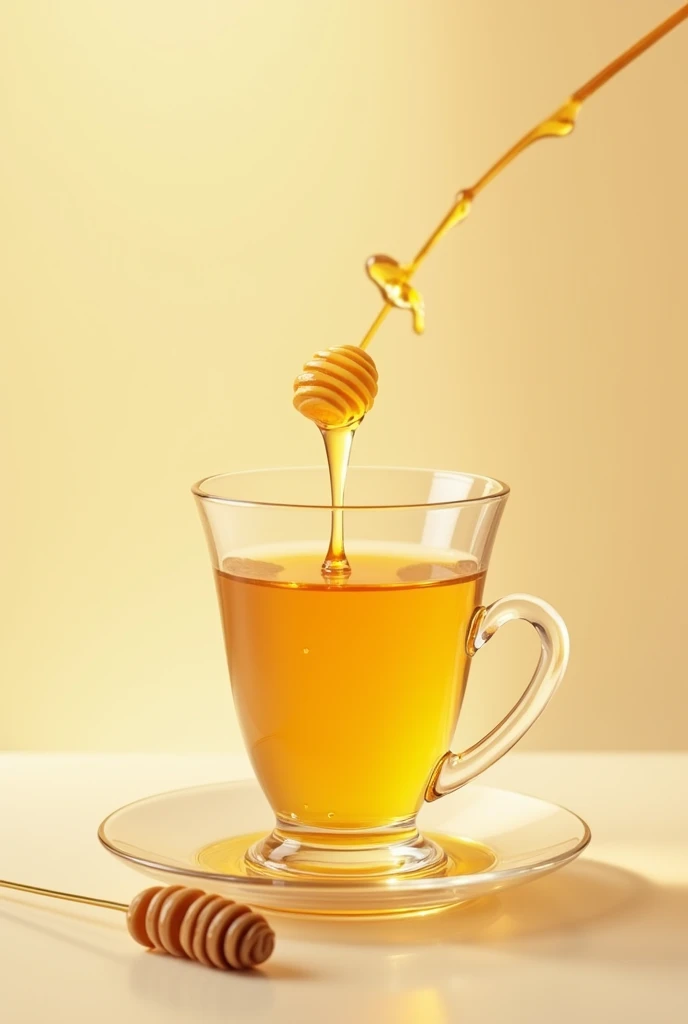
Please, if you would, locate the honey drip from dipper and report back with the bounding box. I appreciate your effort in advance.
[292,5,688,579]
[293,346,378,576]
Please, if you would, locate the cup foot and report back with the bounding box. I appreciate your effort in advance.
[244,824,449,880]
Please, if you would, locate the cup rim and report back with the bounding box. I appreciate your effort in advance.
[192,465,510,511]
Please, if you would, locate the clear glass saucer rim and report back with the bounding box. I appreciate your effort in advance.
[97,779,591,895]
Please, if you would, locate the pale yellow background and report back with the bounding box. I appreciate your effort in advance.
[2,1,686,752]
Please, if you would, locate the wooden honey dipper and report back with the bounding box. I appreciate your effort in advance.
[293,344,379,429]
[0,878,275,971]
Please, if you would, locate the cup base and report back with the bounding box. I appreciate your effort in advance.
[244,822,450,880]
[100,779,589,916]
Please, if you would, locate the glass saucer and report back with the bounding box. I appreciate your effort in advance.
[98,780,590,916]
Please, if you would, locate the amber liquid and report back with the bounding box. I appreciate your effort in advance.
[216,548,484,830]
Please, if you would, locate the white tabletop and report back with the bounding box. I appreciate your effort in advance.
[1,753,686,1023]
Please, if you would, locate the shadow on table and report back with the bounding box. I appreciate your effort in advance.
[273,858,684,957]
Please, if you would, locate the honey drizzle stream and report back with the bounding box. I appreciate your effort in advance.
[317,3,688,577]
[321,425,357,577]
[359,2,688,350]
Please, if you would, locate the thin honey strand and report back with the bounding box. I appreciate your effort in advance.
[359,2,688,350]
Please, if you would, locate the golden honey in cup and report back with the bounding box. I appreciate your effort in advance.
[195,464,567,881]
[215,547,484,830]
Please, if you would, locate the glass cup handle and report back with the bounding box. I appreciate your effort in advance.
[426,594,570,801]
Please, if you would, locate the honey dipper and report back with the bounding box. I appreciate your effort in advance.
[0,878,275,971]
[293,343,379,429]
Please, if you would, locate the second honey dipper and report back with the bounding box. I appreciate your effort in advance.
[0,878,275,971]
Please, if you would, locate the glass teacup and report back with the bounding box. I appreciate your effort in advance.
[194,467,568,879]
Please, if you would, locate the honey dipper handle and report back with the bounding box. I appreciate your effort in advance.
[426,595,569,800]
[0,877,127,913]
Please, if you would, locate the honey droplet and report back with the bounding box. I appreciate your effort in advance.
[365,255,425,333]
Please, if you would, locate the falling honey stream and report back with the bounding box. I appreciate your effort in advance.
[321,425,357,577]
[292,3,688,577]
